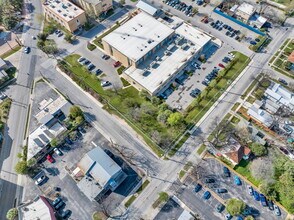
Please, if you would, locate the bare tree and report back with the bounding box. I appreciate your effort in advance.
[251,157,275,185]
[111,142,137,166]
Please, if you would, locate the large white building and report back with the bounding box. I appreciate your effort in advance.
[102,11,212,95]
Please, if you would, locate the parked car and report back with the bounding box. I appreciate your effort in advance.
[274,205,281,216]
[83,59,90,65]
[278,78,288,85]
[236,216,243,220]
[102,54,110,60]
[95,69,102,75]
[228,53,235,58]
[55,29,61,34]
[54,148,63,156]
[268,200,274,210]
[24,47,30,54]
[101,81,111,87]
[279,147,289,155]
[52,197,62,207]
[216,188,227,193]
[61,210,72,219]
[283,125,293,134]
[260,194,268,207]
[216,203,225,213]
[234,176,241,185]
[250,41,257,45]
[194,183,202,192]
[113,61,121,68]
[202,191,211,200]
[55,201,65,211]
[46,154,54,163]
[223,166,230,177]
[0,92,7,100]
[35,175,46,185]
[78,57,85,63]
[87,63,95,71]
[247,185,254,195]
[253,191,260,201]
[225,214,232,220]
[57,32,63,37]
[205,178,215,183]
[32,36,36,40]
[218,63,225,68]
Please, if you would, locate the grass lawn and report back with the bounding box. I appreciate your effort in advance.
[231,116,240,124]
[241,74,262,99]
[179,170,186,179]
[234,159,261,187]
[231,102,240,111]
[121,77,130,87]
[125,180,150,207]
[168,133,190,157]
[152,192,169,209]
[0,45,21,59]
[246,96,256,104]
[185,52,250,123]
[197,144,206,155]
[117,66,126,75]
[87,43,96,51]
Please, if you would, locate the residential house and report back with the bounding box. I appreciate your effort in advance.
[222,137,251,166]
[235,3,256,23]
[247,100,274,127]
[136,0,159,17]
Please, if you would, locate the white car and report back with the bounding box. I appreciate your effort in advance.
[228,52,235,58]
[101,81,111,87]
[284,120,293,125]
[53,147,62,156]
[35,175,46,185]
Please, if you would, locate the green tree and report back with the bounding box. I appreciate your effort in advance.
[37,33,48,41]
[64,33,74,43]
[50,138,58,147]
[226,198,246,216]
[139,90,150,100]
[6,208,18,220]
[249,142,267,157]
[119,0,126,5]
[245,216,254,220]
[157,110,172,125]
[259,182,277,200]
[75,116,84,125]
[167,112,184,126]
[151,96,161,105]
[27,158,37,167]
[69,105,84,120]
[14,161,28,175]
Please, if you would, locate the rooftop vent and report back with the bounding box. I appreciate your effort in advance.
[138,23,143,27]
[147,39,152,44]
[132,27,137,31]
[63,13,67,17]
[74,7,77,10]
[57,9,61,12]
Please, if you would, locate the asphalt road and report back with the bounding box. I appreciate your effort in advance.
[0,0,43,218]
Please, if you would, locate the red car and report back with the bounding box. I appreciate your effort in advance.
[113,61,121,68]
[218,63,225,68]
[46,154,54,163]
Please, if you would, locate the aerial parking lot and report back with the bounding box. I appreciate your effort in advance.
[196,158,287,220]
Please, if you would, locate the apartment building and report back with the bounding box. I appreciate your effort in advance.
[71,0,112,17]
[43,0,87,33]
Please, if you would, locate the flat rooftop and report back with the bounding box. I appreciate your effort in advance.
[237,3,255,16]
[102,12,174,62]
[175,23,211,50]
[44,0,84,22]
[125,38,197,94]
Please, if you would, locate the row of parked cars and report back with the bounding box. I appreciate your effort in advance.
[210,20,241,41]
[164,0,195,17]
[52,197,72,219]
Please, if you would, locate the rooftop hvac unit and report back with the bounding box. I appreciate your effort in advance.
[150,61,157,68]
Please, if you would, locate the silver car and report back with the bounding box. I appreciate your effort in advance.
[35,175,46,185]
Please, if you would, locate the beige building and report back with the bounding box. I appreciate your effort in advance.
[43,0,87,33]
[235,3,256,22]
[71,0,112,17]
[102,12,211,96]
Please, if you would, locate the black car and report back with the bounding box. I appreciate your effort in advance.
[52,197,62,207]
[216,188,227,193]
[95,69,102,75]
[194,183,202,192]
[278,78,288,85]
[223,24,228,29]
[216,203,225,213]
[210,22,215,26]
[225,31,230,36]
[202,81,209,86]
[223,166,230,177]
[268,200,274,211]
[61,210,72,219]
[55,201,65,210]
[205,178,215,183]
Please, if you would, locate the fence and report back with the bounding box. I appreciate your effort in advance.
[213,8,266,36]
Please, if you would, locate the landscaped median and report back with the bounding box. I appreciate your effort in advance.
[124,180,150,208]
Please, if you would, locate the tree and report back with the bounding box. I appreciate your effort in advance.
[14,161,28,174]
[167,112,184,126]
[245,216,254,220]
[151,96,161,105]
[139,90,150,100]
[226,198,246,216]
[27,158,37,167]
[64,33,75,43]
[69,105,84,120]
[259,182,277,200]
[157,110,172,125]
[50,138,58,147]
[75,116,84,125]
[251,157,274,185]
[249,142,267,157]
[6,208,18,220]
[119,0,126,5]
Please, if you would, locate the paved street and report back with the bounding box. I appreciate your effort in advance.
[0,0,43,217]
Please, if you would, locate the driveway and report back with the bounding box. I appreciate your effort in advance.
[154,198,185,220]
